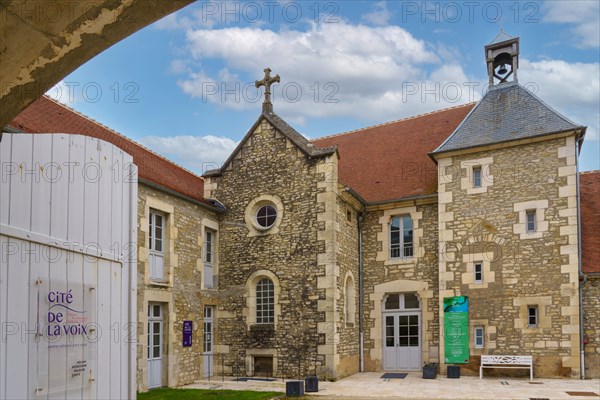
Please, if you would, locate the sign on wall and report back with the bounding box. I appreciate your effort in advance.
[183,321,193,347]
[444,296,469,364]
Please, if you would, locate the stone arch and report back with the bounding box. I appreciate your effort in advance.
[344,272,356,325]
[243,269,282,329]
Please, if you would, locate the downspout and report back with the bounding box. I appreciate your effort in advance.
[575,136,586,379]
[358,212,365,372]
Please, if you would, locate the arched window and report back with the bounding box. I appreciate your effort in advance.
[256,278,275,324]
[345,275,356,325]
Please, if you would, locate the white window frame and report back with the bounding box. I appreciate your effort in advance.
[474,326,484,348]
[473,166,482,188]
[149,210,165,281]
[383,293,421,311]
[390,215,414,259]
[256,278,275,324]
[203,306,214,353]
[527,305,538,328]
[526,210,536,232]
[204,228,215,289]
[474,262,483,284]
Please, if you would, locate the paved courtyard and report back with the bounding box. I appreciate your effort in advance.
[184,372,600,400]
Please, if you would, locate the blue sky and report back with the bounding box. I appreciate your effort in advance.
[48,0,599,174]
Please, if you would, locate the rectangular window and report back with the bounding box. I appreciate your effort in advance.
[204,229,215,289]
[526,210,536,232]
[473,166,482,188]
[390,215,413,258]
[527,305,538,327]
[474,262,483,283]
[474,326,484,348]
[149,210,165,281]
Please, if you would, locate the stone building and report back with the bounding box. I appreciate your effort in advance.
[6,32,600,388]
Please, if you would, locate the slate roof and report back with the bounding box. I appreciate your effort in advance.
[7,96,211,206]
[313,103,475,203]
[581,171,600,274]
[203,110,336,177]
[432,82,586,155]
[489,29,515,45]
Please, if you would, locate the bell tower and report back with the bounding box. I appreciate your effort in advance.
[485,30,519,85]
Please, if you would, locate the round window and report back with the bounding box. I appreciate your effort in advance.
[256,205,277,229]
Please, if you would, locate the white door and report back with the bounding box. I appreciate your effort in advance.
[383,312,421,370]
[147,304,163,388]
[203,306,214,378]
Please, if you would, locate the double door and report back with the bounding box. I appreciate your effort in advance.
[383,312,421,370]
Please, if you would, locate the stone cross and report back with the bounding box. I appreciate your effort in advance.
[255,67,280,113]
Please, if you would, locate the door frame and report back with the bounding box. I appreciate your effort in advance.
[203,306,214,378]
[382,293,422,371]
[147,303,164,389]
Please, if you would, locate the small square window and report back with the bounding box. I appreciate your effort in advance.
[527,305,538,327]
[526,210,536,232]
[473,166,482,188]
[474,262,483,283]
[474,326,484,348]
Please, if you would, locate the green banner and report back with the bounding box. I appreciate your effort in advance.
[444,296,469,364]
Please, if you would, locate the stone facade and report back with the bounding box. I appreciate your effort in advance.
[361,201,440,371]
[136,184,219,391]
[206,118,345,380]
[583,275,600,378]
[435,135,581,377]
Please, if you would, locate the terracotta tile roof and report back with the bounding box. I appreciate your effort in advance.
[581,170,600,274]
[7,96,207,204]
[313,103,475,203]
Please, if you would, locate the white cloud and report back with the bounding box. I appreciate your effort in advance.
[543,1,600,48]
[361,1,393,26]
[177,22,481,123]
[139,135,238,174]
[520,59,600,141]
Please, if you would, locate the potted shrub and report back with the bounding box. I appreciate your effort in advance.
[423,363,438,379]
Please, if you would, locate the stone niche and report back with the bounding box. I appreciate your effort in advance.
[254,356,274,377]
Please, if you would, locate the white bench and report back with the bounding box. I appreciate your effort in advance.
[480,355,533,380]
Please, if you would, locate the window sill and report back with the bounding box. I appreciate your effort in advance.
[148,279,172,287]
[385,256,416,266]
[250,323,275,332]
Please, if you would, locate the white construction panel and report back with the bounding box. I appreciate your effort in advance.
[30,135,53,236]
[49,135,70,241]
[0,133,137,399]
[67,135,86,244]
[8,135,33,231]
[0,134,13,225]
[4,237,29,399]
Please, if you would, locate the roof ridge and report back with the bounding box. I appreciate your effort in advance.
[313,102,476,142]
[580,170,600,175]
[43,96,204,180]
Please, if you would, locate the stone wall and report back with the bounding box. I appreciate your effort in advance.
[361,201,440,371]
[583,275,600,378]
[335,196,361,377]
[436,135,581,378]
[136,184,219,391]
[208,118,335,379]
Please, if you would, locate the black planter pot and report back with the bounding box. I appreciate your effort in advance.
[447,365,460,378]
[286,380,304,397]
[305,376,319,392]
[422,363,438,379]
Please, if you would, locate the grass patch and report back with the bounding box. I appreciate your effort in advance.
[138,388,282,400]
